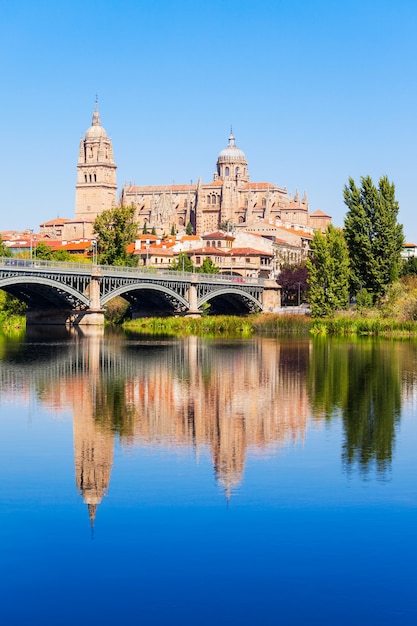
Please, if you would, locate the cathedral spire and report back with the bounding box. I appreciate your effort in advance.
[92,97,101,127]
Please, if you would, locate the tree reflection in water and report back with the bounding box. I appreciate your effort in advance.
[308,337,403,475]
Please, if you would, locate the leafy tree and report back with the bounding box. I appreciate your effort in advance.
[34,242,53,260]
[306,225,350,317]
[0,235,11,257]
[344,176,404,301]
[51,249,72,262]
[278,262,308,305]
[169,252,194,272]
[400,257,417,277]
[186,221,193,235]
[198,258,219,274]
[93,206,139,266]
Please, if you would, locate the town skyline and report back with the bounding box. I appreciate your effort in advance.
[1,1,416,240]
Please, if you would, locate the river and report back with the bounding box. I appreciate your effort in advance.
[0,328,416,625]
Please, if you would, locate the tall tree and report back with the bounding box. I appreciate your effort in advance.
[93,206,139,266]
[306,225,350,317]
[344,176,404,300]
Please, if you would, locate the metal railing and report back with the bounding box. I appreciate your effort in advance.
[0,257,265,286]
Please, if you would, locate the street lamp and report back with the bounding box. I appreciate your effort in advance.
[91,240,97,265]
[29,229,33,261]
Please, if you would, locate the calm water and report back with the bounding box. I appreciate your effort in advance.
[0,328,416,626]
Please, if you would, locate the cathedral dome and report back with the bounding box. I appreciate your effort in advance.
[217,132,247,164]
[85,105,108,140]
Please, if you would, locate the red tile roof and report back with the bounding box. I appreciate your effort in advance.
[225,247,274,257]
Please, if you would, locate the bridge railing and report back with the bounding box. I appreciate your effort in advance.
[0,257,265,286]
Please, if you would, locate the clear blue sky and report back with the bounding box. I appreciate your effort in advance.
[1,0,416,240]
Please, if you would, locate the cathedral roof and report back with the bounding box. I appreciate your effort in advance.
[217,132,247,164]
[85,103,108,140]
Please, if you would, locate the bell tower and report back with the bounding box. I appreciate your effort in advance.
[75,102,117,221]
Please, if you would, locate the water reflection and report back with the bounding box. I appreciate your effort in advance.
[307,338,416,475]
[0,332,415,519]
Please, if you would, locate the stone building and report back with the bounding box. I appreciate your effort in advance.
[74,105,331,238]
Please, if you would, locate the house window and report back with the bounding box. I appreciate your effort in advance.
[246,258,251,263]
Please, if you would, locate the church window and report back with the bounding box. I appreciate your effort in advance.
[84,175,87,182]
[207,196,211,205]
[225,166,230,176]
[89,174,92,182]
[262,198,266,207]
[236,167,240,176]
[94,174,97,182]
[238,216,244,224]
[184,199,188,208]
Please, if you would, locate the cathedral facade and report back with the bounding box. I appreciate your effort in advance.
[75,105,330,236]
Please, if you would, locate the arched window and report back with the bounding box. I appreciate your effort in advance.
[238,216,244,224]
[184,199,188,208]
[262,197,267,207]
[89,174,92,182]
[236,167,240,176]
[225,166,230,177]
[207,196,211,205]
[94,174,97,182]
[84,174,87,182]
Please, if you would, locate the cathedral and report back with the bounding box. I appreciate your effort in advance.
[75,104,330,236]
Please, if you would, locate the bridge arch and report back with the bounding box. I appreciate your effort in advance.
[0,275,90,309]
[101,282,190,314]
[198,287,263,315]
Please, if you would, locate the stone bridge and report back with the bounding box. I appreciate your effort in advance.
[0,257,281,325]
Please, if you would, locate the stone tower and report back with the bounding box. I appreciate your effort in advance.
[75,102,117,221]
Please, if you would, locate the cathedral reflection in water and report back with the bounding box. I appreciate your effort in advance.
[1,330,406,522]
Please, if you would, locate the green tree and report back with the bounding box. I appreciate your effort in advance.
[151,226,156,236]
[306,225,350,317]
[186,221,193,235]
[142,222,148,235]
[0,235,11,257]
[344,176,404,301]
[198,257,219,274]
[93,206,139,266]
[34,242,53,260]
[171,225,176,236]
[169,252,194,272]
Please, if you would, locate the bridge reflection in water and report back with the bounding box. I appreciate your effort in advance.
[0,257,281,324]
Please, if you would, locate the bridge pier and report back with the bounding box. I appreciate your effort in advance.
[261,279,281,312]
[185,277,202,317]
